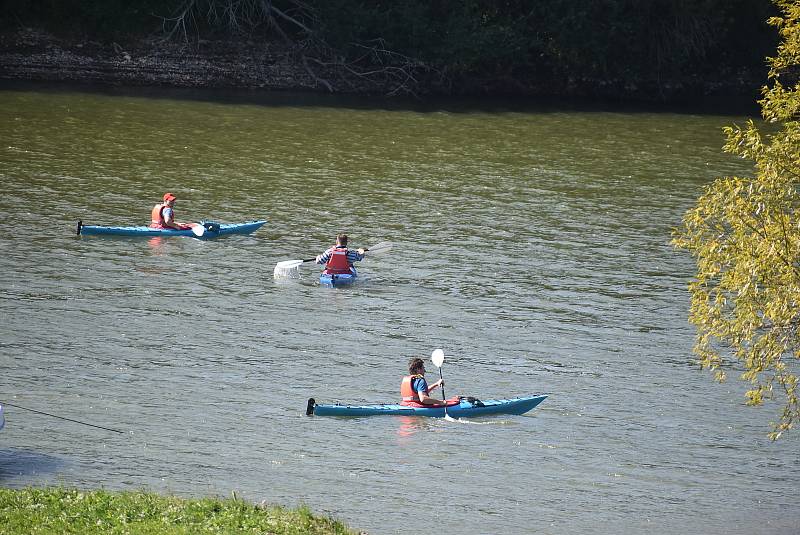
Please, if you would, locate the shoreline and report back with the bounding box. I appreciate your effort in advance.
[0,27,765,108]
[0,28,334,93]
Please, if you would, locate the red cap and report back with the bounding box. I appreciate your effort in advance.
[163,192,177,201]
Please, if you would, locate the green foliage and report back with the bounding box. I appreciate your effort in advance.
[313,1,537,76]
[673,0,800,439]
[0,0,168,37]
[0,0,778,96]
[0,488,355,535]
[312,0,777,93]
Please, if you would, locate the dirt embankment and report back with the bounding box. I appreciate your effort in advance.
[0,28,363,93]
[0,27,764,103]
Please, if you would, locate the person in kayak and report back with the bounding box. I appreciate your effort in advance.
[150,192,192,230]
[315,233,365,275]
[400,357,448,407]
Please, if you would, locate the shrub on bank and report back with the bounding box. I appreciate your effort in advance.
[0,0,779,99]
[0,488,357,535]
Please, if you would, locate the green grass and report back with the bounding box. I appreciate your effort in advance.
[0,488,358,535]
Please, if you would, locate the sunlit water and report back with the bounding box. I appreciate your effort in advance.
[0,84,797,534]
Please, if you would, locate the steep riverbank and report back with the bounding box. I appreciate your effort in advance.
[0,28,369,93]
[0,27,763,101]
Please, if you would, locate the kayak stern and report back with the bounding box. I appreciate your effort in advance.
[320,270,357,287]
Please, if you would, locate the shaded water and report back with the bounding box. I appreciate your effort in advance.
[0,85,797,534]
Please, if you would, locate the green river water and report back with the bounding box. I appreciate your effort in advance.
[0,84,797,534]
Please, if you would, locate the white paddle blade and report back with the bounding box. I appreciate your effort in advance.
[191,224,205,237]
[273,259,304,279]
[365,241,393,254]
[431,348,445,368]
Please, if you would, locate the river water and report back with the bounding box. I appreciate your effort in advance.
[0,84,796,534]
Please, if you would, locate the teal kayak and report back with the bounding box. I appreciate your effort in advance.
[306,395,547,418]
[319,269,357,287]
[77,220,266,239]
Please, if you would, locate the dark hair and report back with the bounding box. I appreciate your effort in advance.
[408,357,425,374]
[336,233,348,246]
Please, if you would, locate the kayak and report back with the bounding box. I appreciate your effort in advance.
[306,395,547,418]
[320,270,357,287]
[0,404,4,431]
[76,220,266,239]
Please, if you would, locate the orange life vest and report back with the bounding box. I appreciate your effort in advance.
[400,374,426,406]
[150,203,168,228]
[325,246,353,275]
[401,375,460,407]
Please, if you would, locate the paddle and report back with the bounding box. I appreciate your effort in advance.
[273,258,316,276]
[273,241,393,278]
[431,348,456,421]
[190,223,205,237]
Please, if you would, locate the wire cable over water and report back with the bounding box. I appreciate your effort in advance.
[1,401,124,434]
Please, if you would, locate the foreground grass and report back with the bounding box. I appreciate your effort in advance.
[0,488,357,535]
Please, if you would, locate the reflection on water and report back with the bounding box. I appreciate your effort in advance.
[0,87,797,535]
[395,416,435,441]
[147,236,166,252]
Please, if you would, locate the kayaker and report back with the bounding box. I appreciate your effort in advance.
[315,234,365,275]
[150,192,192,230]
[400,357,448,407]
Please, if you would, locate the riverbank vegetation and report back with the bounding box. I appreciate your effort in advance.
[0,0,780,99]
[673,0,800,439]
[0,488,356,534]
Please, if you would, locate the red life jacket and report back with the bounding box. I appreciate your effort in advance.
[400,375,427,407]
[150,203,167,228]
[324,246,353,275]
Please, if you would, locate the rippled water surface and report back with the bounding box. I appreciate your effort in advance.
[0,85,797,534]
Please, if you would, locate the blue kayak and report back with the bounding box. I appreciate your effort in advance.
[0,404,4,431]
[320,269,357,287]
[77,220,266,239]
[306,395,547,417]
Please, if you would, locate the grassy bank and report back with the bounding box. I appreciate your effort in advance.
[0,488,358,535]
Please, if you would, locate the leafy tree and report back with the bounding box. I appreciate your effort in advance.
[673,0,800,439]
[0,0,778,97]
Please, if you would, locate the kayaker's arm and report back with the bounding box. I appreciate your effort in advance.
[315,248,332,264]
[417,394,448,406]
[162,208,191,230]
